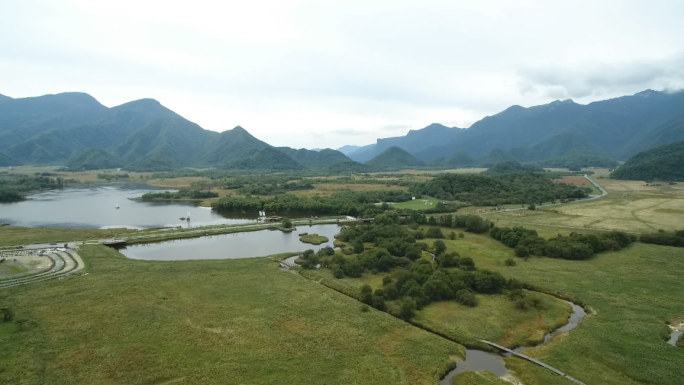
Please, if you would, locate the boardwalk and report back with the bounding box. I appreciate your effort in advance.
[480,340,586,385]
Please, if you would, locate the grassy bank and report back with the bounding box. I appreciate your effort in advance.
[0,244,462,384]
[447,231,684,385]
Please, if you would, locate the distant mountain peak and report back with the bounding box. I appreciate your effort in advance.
[635,89,658,97]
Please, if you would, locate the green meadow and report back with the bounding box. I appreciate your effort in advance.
[0,245,461,384]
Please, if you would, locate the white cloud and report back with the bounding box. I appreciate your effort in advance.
[1,0,682,148]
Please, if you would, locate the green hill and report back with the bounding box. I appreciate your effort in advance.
[610,141,684,181]
[276,147,352,169]
[65,148,122,171]
[224,148,304,171]
[366,146,425,170]
[484,161,544,175]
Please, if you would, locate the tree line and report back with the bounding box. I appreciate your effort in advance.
[410,172,589,206]
[0,173,65,202]
[489,226,635,260]
[213,190,413,217]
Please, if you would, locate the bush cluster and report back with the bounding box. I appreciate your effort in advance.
[640,230,684,247]
[491,226,636,260]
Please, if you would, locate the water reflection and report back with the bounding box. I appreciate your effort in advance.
[120,224,341,261]
[0,185,255,229]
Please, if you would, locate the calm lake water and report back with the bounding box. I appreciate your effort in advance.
[120,224,341,260]
[0,185,255,229]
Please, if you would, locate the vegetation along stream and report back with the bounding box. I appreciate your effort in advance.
[440,300,587,385]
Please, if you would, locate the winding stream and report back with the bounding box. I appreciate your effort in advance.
[440,299,586,385]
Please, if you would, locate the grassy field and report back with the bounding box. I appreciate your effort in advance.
[0,226,134,247]
[392,197,440,210]
[300,261,573,350]
[413,293,572,349]
[440,231,684,385]
[0,244,462,385]
[481,179,684,234]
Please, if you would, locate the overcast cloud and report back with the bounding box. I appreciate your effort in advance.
[1,0,682,149]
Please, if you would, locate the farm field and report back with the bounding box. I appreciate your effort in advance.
[0,244,461,384]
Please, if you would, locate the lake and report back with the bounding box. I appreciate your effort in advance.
[0,185,255,229]
[119,224,341,260]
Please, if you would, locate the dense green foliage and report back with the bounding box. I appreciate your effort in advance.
[610,141,684,181]
[311,213,512,315]
[140,189,218,201]
[366,146,425,170]
[65,148,122,170]
[537,149,618,170]
[484,160,543,175]
[411,172,588,206]
[213,190,412,216]
[433,214,493,233]
[639,230,684,247]
[0,173,65,202]
[490,226,635,260]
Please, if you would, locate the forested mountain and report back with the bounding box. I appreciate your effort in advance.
[0,92,351,171]
[345,90,683,166]
[277,147,352,168]
[366,146,425,170]
[1,89,681,171]
[610,141,684,181]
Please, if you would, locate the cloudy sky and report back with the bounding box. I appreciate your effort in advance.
[1,0,682,149]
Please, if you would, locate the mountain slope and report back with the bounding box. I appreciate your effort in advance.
[610,141,684,181]
[347,123,462,163]
[366,146,425,170]
[348,90,683,165]
[277,147,352,169]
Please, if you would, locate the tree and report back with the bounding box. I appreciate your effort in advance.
[282,217,292,228]
[398,297,417,320]
[514,245,530,258]
[433,240,447,257]
[458,256,475,271]
[360,284,373,304]
[426,226,444,239]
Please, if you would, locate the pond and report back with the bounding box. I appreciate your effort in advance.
[0,185,255,229]
[119,224,341,261]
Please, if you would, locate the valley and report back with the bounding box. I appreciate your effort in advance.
[1,165,682,385]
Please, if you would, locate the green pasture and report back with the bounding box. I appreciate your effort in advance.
[0,245,462,385]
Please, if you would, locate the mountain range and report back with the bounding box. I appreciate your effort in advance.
[0,89,682,171]
[341,90,683,168]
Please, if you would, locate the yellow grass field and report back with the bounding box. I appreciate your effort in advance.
[482,179,684,234]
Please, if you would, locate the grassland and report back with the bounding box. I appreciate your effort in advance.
[440,231,684,385]
[413,293,572,348]
[391,196,440,210]
[0,245,462,384]
[480,179,684,234]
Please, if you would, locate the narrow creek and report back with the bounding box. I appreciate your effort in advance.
[439,299,586,385]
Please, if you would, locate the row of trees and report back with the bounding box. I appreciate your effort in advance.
[410,172,589,206]
[490,226,635,260]
[140,189,218,201]
[639,230,684,247]
[0,174,65,202]
[431,214,492,233]
[213,191,413,217]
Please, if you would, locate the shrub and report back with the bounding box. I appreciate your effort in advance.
[398,297,417,320]
[505,258,517,266]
